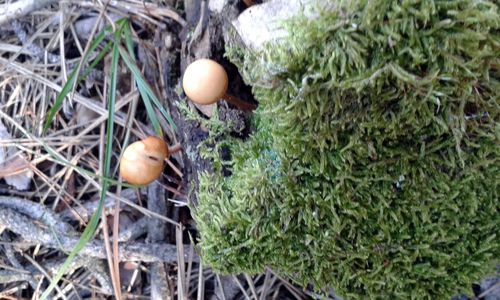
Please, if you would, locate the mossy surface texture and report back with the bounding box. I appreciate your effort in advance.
[194,0,500,298]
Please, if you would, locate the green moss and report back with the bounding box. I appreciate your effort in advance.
[194,0,500,298]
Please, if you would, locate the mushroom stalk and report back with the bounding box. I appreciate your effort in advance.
[168,143,183,155]
[221,94,256,111]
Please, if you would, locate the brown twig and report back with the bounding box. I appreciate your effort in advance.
[112,182,123,300]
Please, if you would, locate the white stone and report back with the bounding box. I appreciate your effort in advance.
[232,0,333,50]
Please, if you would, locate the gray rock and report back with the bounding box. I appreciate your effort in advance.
[208,0,229,14]
[231,0,333,50]
[480,276,500,300]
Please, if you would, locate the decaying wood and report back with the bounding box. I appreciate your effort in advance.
[0,254,113,295]
[9,19,60,64]
[60,188,139,222]
[0,0,57,26]
[0,205,198,263]
[0,196,75,235]
[147,182,167,243]
[2,238,38,290]
[116,217,148,243]
[147,181,171,300]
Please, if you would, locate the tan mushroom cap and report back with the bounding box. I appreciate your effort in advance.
[182,59,229,105]
[119,136,169,185]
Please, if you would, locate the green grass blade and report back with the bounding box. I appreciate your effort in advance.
[39,24,123,300]
[123,20,135,58]
[43,68,78,132]
[141,88,163,136]
[43,23,114,133]
[120,21,163,136]
[118,45,177,131]
[79,40,113,79]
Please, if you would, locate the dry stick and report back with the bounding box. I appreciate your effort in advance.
[244,273,259,300]
[0,207,197,263]
[0,283,28,299]
[196,264,205,300]
[103,189,180,226]
[259,269,271,300]
[22,254,69,300]
[67,1,108,116]
[8,15,104,85]
[0,101,179,226]
[0,270,32,285]
[2,240,39,291]
[41,91,136,164]
[146,182,167,243]
[112,179,123,300]
[27,142,100,215]
[185,243,195,297]
[0,136,98,147]
[0,196,75,235]
[150,263,169,299]
[266,269,306,299]
[232,276,251,300]
[155,46,177,144]
[0,255,113,295]
[101,203,120,298]
[147,181,170,300]
[0,57,128,126]
[111,25,139,290]
[75,0,187,27]
[476,282,500,299]
[50,140,98,212]
[100,73,122,300]
[187,0,207,53]
[257,272,279,299]
[0,0,57,26]
[176,226,187,300]
[215,274,227,300]
[10,20,60,64]
[116,217,148,243]
[60,188,139,222]
[88,262,114,296]
[271,283,282,300]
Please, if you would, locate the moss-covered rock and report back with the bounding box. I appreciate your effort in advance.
[194,0,500,298]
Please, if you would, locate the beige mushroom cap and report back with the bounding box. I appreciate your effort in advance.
[119,136,168,185]
[182,59,228,105]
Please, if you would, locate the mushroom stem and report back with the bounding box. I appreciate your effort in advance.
[168,143,183,155]
[222,94,256,111]
[242,0,255,7]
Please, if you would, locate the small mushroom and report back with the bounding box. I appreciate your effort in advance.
[119,136,168,185]
[182,59,255,111]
